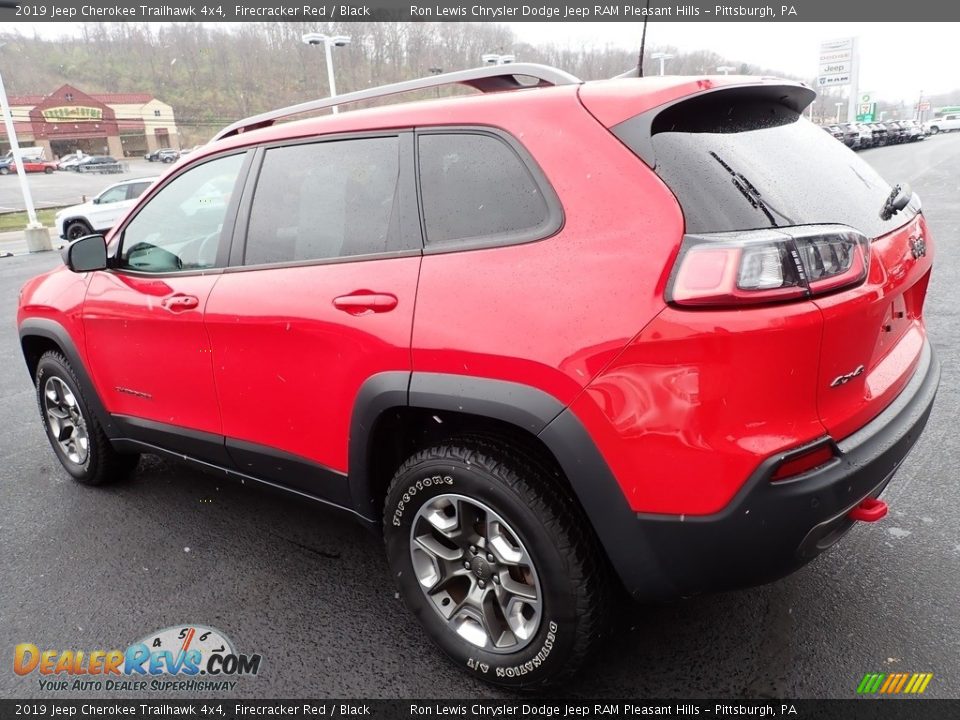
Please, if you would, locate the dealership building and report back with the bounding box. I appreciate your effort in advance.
[0,83,180,159]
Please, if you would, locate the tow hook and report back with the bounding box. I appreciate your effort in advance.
[848,497,888,523]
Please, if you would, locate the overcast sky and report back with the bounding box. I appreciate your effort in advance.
[7,21,954,102]
[515,22,953,101]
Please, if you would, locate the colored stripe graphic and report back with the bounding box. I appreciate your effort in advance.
[858,672,933,694]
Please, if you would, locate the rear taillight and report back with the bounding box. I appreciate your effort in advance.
[667,225,870,307]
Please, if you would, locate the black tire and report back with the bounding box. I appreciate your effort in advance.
[930,126,940,134]
[384,439,610,689]
[44,167,54,174]
[65,220,93,241]
[35,351,139,486]
[0,167,9,175]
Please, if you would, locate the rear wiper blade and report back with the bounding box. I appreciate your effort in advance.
[880,183,912,221]
[709,151,794,227]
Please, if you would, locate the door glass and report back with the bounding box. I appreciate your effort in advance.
[418,133,550,246]
[243,136,402,266]
[97,185,128,204]
[125,181,153,200]
[119,153,244,273]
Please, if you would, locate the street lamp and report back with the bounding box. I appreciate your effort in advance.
[835,101,844,122]
[651,52,674,76]
[717,65,736,75]
[302,32,351,114]
[0,42,50,250]
[482,54,515,66]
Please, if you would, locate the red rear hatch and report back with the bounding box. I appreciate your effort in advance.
[812,214,933,439]
[586,78,934,441]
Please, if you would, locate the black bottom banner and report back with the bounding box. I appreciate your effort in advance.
[0,700,957,720]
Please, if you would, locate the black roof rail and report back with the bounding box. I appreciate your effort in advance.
[213,63,582,141]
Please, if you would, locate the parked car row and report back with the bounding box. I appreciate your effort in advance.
[822,120,927,149]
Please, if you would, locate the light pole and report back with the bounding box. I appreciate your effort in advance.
[302,32,351,114]
[835,102,844,122]
[482,54,515,66]
[429,66,443,98]
[717,65,736,75]
[0,42,50,250]
[651,52,674,76]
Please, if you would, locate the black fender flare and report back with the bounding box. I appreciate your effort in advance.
[347,371,673,599]
[18,318,118,439]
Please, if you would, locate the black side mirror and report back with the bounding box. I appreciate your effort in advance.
[92,197,101,204]
[63,234,107,272]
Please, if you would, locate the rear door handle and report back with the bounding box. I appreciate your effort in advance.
[161,294,200,312]
[333,292,398,316]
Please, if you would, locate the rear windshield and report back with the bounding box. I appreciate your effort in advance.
[621,95,915,238]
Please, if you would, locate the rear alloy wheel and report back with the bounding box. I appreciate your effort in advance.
[0,167,9,175]
[65,220,93,241]
[384,440,610,688]
[36,351,139,486]
[409,494,543,654]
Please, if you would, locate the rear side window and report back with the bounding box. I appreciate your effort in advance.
[244,136,402,266]
[616,90,916,239]
[126,181,152,200]
[418,132,554,247]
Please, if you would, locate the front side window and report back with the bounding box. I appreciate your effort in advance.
[417,132,552,247]
[119,153,244,273]
[97,185,128,205]
[244,136,401,266]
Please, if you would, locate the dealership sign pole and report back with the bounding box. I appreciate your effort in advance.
[0,49,52,251]
[816,37,859,123]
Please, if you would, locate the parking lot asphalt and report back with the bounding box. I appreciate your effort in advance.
[0,159,163,213]
[0,134,958,700]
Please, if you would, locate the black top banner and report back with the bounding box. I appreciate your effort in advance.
[1,0,960,22]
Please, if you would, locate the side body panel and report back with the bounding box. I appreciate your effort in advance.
[411,93,683,405]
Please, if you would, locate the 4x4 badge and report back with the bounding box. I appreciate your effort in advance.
[830,365,865,387]
[910,236,927,259]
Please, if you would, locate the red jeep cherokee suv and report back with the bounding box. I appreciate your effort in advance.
[17,65,939,687]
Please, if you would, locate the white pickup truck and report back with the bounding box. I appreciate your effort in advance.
[927,114,960,134]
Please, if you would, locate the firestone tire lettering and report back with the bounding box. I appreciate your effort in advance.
[392,475,453,526]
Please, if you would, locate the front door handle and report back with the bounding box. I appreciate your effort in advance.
[162,294,200,312]
[332,292,398,316]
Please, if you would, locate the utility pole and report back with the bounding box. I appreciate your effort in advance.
[0,44,51,251]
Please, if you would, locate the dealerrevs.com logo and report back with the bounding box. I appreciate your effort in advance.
[14,624,262,693]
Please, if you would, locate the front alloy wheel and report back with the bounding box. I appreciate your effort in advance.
[35,351,139,485]
[410,494,542,653]
[42,376,90,465]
